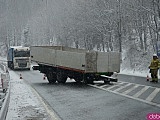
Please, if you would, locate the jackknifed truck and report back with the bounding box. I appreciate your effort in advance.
[30,46,121,84]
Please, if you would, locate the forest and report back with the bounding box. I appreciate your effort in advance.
[0,0,160,71]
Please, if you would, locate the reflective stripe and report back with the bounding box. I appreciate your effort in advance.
[158,62,160,68]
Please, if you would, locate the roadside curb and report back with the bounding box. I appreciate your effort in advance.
[0,82,10,120]
[0,63,10,120]
[23,75,61,120]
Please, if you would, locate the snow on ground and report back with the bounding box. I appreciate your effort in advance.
[5,71,58,120]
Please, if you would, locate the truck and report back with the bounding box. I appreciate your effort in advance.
[30,46,121,84]
[7,46,31,70]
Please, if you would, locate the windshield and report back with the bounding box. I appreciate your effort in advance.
[14,50,30,57]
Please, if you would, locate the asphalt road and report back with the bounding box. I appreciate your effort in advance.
[14,70,160,120]
[118,74,160,88]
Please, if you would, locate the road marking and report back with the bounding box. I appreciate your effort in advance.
[145,88,160,102]
[133,86,150,98]
[89,84,160,108]
[99,84,110,88]
[105,82,125,90]
[89,81,160,108]
[122,85,138,95]
[113,83,132,92]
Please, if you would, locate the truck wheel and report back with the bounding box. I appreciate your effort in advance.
[75,79,81,83]
[83,75,93,84]
[46,72,56,84]
[7,62,10,68]
[83,79,93,84]
[83,78,88,84]
[74,74,83,83]
[104,80,110,84]
[11,63,14,70]
[57,71,67,83]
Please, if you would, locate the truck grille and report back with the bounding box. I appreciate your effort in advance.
[16,59,28,67]
[18,63,27,67]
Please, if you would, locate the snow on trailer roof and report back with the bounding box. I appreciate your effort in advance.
[10,46,30,51]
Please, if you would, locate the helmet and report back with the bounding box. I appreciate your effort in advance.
[153,54,157,57]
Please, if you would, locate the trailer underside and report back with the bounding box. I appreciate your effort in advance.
[33,64,117,84]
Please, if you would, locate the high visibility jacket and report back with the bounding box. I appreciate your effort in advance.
[149,59,160,69]
[158,59,160,68]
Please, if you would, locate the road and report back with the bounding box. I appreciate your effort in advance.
[14,70,160,120]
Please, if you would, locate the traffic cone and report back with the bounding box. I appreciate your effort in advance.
[146,75,149,81]
[43,74,46,80]
[20,74,23,79]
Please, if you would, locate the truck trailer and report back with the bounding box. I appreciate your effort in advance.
[30,46,121,84]
[7,46,31,70]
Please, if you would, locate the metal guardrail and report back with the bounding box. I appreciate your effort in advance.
[0,62,10,120]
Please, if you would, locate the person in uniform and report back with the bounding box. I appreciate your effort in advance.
[149,54,159,83]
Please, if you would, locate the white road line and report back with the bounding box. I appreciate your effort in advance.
[146,88,160,102]
[105,82,125,90]
[99,84,110,88]
[122,85,138,95]
[116,81,122,84]
[133,86,150,98]
[89,81,160,108]
[113,83,132,92]
[89,84,160,108]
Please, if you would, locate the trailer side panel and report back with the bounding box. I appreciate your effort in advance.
[56,50,86,72]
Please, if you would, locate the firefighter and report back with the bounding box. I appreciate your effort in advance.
[148,54,159,83]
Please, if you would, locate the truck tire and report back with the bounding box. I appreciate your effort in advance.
[104,80,110,84]
[11,63,14,70]
[46,72,56,84]
[7,62,10,68]
[83,79,90,84]
[57,71,67,83]
[75,79,81,83]
[74,74,83,83]
[83,75,93,84]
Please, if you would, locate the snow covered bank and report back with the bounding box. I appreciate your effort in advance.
[120,69,149,77]
[6,71,59,120]
[120,68,160,79]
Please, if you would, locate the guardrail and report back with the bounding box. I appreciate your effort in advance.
[0,62,10,120]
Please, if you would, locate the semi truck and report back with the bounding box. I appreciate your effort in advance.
[31,46,121,84]
[7,46,31,70]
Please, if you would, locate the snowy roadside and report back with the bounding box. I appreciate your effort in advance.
[120,68,160,79]
[6,71,59,120]
[120,69,149,77]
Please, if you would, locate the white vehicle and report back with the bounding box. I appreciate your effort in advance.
[7,46,31,70]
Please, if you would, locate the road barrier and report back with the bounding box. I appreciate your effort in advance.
[0,62,10,120]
